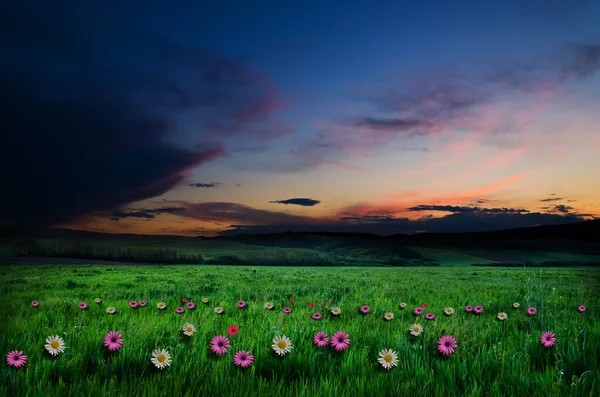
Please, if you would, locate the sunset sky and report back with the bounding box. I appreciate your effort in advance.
[2,1,599,236]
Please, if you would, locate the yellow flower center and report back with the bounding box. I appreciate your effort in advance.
[277,341,287,349]
[157,354,166,363]
[413,327,420,332]
[51,341,60,349]
[186,327,193,332]
[384,354,393,363]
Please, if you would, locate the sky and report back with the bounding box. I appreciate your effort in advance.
[1,0,600,236]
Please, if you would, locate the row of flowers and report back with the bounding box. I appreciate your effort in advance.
[6,321,558,371]
[30,300,588,317]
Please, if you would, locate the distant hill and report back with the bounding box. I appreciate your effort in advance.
[1,220,600,266]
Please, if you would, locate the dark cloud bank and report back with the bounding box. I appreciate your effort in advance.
[269,198,321,207]
[0,3,283,225]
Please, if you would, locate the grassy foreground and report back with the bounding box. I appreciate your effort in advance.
[1,265,599,397]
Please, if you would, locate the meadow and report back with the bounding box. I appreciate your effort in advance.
[1,265,599,397]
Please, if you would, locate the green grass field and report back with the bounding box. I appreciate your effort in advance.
[1,265,599,396]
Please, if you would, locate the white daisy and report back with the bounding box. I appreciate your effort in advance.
[94,298,102,304]
[399,302,407,309]
[377,348,398,370]
[264,302,274,310]
[151,349,172,370]
[384,312,394,321]
[497,312,508,321]
[214,306,224,314]
[182,323,196,336]
[157,302,167,310]
[44,335,66,356]
[513,302,520,308]
[409,323,423,336]
[202,298,209,304]
[444,307,455,316]
[331,307,341,316]
[106,306,116,314]
[271,335,293,356]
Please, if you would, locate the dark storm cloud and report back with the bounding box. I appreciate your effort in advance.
[268,198,321,207]
[0,3,284,225]
[188,182,222,188]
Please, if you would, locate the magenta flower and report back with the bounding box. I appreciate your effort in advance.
[473,305,483,314]
[314,332,329,348]
[186,302,196,310]
[312,312,323,320]
[282,307,292,314]
[437,335,458,356]
[210,335,230,355]
[425,312,436,320]
[465,305,473,312]
[330,331,351,351]
[103,331,124,351]
[233,350,254,368]
[360,305,370,314]
[527,307,537,316]
[31,301,39,307]
[237,301,247,309]
[129,301,138,309]
[79,302,88,310]
[578,305,586,313]
[139,301,147,307]
[540,332,556,348]
[6,351,27,368]
[175,307,185,314]
[413,307,423,316]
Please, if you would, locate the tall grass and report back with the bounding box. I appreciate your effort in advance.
[0,265,598,396]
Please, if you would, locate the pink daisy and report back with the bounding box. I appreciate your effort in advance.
[31,301,39,307]
[473,305,484,314]
[413,307,423,315]
[422,303,428,308]
[282,307,292,314]
[210,335,230,355]
[425,312,436,320]
[465,305,473,312]
[437,335,458,356]
[527,307,537,316]
[186,302,196,310]
[330,331,351,351]
[175,307,185,314]
[233,350,254,368]
[308,302,315,308]
[103,331,124,351]
[129,301,138,309]
[139,301,147,307]
[79,302,88,310]
[312,312,323,320]
[314,332,329,348]
[578,305,586,313]
[237,300,247,309]
[540,331,556,348]
[360,305,370,314]
[6,350,27,368]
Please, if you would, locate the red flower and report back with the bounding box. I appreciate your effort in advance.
[421,303,428,308]
[227,325,239,336]
[181,298,188,303]
[308,303,315,308]
[289,298,295,303]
